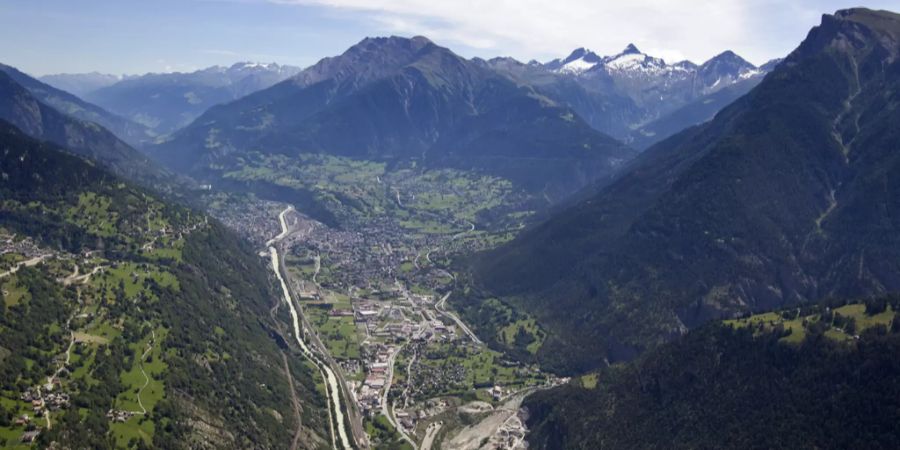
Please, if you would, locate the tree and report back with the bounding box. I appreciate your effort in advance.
[845,318,857,335]
[866,297,888,315]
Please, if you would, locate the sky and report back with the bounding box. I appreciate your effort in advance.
[1,0,898,76]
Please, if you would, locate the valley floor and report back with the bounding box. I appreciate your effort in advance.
[206,153,567,449]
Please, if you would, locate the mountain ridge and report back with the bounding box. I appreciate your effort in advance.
[0,119,329,448]
[83,61,302,135]
[0,62,154,146]
[0,70,172,187]
[153,35,637,202]
[484,44,775,148]
[463,7,900,372]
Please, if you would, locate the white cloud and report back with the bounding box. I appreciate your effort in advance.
[267,0,764,63]
[266,0,900,65]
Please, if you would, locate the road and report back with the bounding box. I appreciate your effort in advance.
[380,343,418,449]
[435,292,482,345]
[134,330,156,415]
[62,264,106,285]
[421,421,442,450]
[0,254,50,279]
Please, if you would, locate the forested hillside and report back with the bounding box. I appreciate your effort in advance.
[524,296,900,449]
[464,8,900,373]
[0,121,328,449]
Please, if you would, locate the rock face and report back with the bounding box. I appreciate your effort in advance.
[468,8,900,372]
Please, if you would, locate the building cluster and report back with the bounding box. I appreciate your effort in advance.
[353,342,398,415]
[20,430,40,444]
[0,233,53,270]
[20,384,70,417]
[209,197,285,246]
[1,236,37,256]
[106,409,138,423]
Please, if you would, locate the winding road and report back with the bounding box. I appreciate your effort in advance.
[0,254,51,279]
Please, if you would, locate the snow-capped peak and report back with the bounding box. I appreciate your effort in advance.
[558,57,599,74]
[602,45,668,74]
[230,61,278,71]
[548,47,603,74]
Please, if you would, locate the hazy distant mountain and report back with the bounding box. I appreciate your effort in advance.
[0,70,168,186]
[85,62,302,135]
[155,36,636,200]
[484,44,773,148]
[39,71,123,97]
[0,63,154,146]
[465,8,900,372]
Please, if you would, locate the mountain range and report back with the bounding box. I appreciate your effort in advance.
[0,63,154,147]
[38,71,124,97]
[64,62,303,136]
[464,7,900,372]
[34,41,774,158]
[4,6,900,448]
[0,69,170,187]
[152,36,636,201]
[483,44,776,149]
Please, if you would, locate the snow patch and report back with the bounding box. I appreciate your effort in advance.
[558,57,598,74]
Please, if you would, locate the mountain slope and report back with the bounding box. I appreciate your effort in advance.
[155,36,636,201]
[0,63,153,146]
[0,120,329,448]
[627,76,762,149]
[0,70,172,187]
[465,8,900,372]
[85,62,301,135]
[524,304,900,449]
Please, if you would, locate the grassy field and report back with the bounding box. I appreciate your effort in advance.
[307,307,361,360]
[88,261,178,304]
[365,414,414,450]
[66,192,118,237]
[580,373,599,389]
[420,343,541,394]
[1,276,28,307]
[222,152,529,235]
[498,318,544,354]
[110,328,167,447]
[725,302,897,344]
[0,253,24,272]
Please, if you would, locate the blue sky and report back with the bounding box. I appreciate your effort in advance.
[1,0,898,76]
